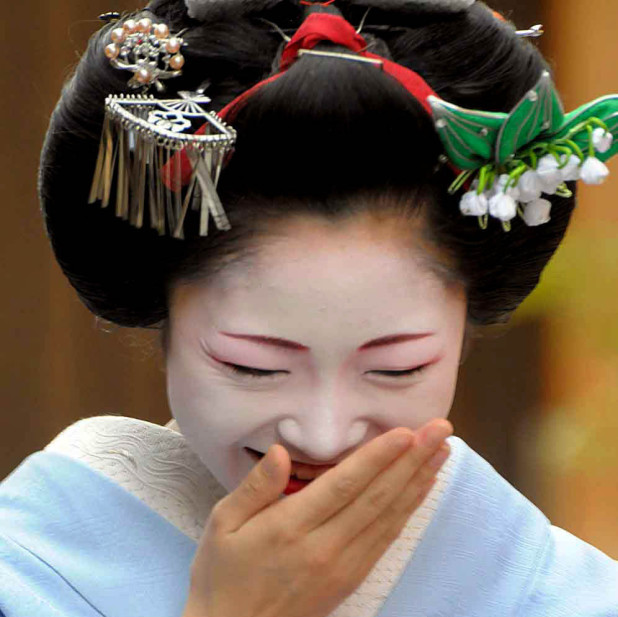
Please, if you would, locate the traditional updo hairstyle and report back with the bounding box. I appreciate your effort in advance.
[38,0,576,329]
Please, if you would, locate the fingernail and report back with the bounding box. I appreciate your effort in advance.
[392,431,414,451]
[427,444,450,470]
[419,421,452,448]
[262,447,279,477]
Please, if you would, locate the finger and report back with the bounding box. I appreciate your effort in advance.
[313,420,452,548]
[278,427,416,531]
[368,444,449,554]
[214,444,291,534]
[361,475,438,574]
[342,448,448,581]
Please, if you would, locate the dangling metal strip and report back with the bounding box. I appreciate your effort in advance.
[88,115,108,205]
[89,92,236,238]
[187,148,232,235]
[134,133,148,228]
[115,128,126,219]
[120,127,132,220]
[146,139,159,232]
[101,119,118,209]
[155,144,166,235]
[174,140,183,226]
[173,163,199,239]
[129,131,141,225]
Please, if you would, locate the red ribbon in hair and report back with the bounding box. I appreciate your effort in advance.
[161,13,440,191]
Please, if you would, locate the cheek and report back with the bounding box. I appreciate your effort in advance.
[166,347,271,452]
[408,331,465,423]
[166,350,231,443]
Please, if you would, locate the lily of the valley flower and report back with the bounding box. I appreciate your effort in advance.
[460,190,489,216]
[592,127,613,154]
[493,173,521,200]
[517,169,543,202]
[560,153,582,182]
[521,198,552,226]
[580,157,610,185]
[489,192,518,221]
[536,155,563,194]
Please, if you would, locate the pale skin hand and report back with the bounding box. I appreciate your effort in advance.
[182,418,453,617]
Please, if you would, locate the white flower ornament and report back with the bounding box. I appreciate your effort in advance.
[592,127,613,153]
[517,169,543,203]
[460,190,488,216]
[522,199,552,226]
[430,71,618,230]
[580,157,610,185]
[489,193,518,222]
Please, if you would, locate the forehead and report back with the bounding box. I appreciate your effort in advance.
[171,213,465,337]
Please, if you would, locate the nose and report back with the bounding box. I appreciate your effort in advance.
[276,387,370,464]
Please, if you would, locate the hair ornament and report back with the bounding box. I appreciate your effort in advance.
[103,17,188,91]
[430,71,618,230]
[89,18,236,238]
[515,24,544,38]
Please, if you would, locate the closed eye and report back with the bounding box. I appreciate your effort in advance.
[224,363,428,378]
[369,366,428,378]
[224,363,287,378]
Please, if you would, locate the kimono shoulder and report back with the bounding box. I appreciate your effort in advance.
[0,451,197,617]
[378,436,618,617]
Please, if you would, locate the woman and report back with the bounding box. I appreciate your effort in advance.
[1,0,617,616]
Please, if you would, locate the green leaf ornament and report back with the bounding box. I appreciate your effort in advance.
[430,66,618,231]
[549,95,618,162]
[428,96,506,170]
[494,70,565,165]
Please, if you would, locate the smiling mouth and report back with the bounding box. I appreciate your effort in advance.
[245,447,335,481]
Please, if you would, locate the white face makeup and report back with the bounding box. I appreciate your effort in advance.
[166,213,467,494]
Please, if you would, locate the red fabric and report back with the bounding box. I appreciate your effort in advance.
[162,13,441,190]
[279,13,366,70]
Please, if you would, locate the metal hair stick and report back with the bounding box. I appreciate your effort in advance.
[516,24,544,38]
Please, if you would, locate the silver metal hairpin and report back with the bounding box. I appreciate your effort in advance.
[297,48,383,65]
[516,24,544,38]
[90,17,237,239]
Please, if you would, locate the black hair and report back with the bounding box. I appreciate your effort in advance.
[38,0,575,328]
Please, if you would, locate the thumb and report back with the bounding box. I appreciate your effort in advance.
[216,444,291,534]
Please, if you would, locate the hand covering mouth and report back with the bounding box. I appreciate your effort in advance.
[245,447,336,481]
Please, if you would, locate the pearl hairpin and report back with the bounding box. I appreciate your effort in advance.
[104,16,187,92]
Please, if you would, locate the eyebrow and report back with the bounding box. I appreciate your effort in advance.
[220,332,434,351]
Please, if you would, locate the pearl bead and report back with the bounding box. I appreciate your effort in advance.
[123,19,137,34]
[136,67,153,84]
[104,44,120,60]
[111,28,126,44]
[165,38,181,54]
[153,23,169,39]
[137,18,152,33]
[169,54,185,70]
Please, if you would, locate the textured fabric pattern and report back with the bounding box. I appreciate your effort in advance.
[44,417,228,542]
[378,440,618,617]
[0,452,196,617]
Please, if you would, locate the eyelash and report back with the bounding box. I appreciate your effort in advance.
[224,363,428,379]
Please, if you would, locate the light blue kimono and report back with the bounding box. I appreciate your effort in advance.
[1,436,617,617]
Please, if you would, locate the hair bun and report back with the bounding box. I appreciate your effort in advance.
[184,0,475,22]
